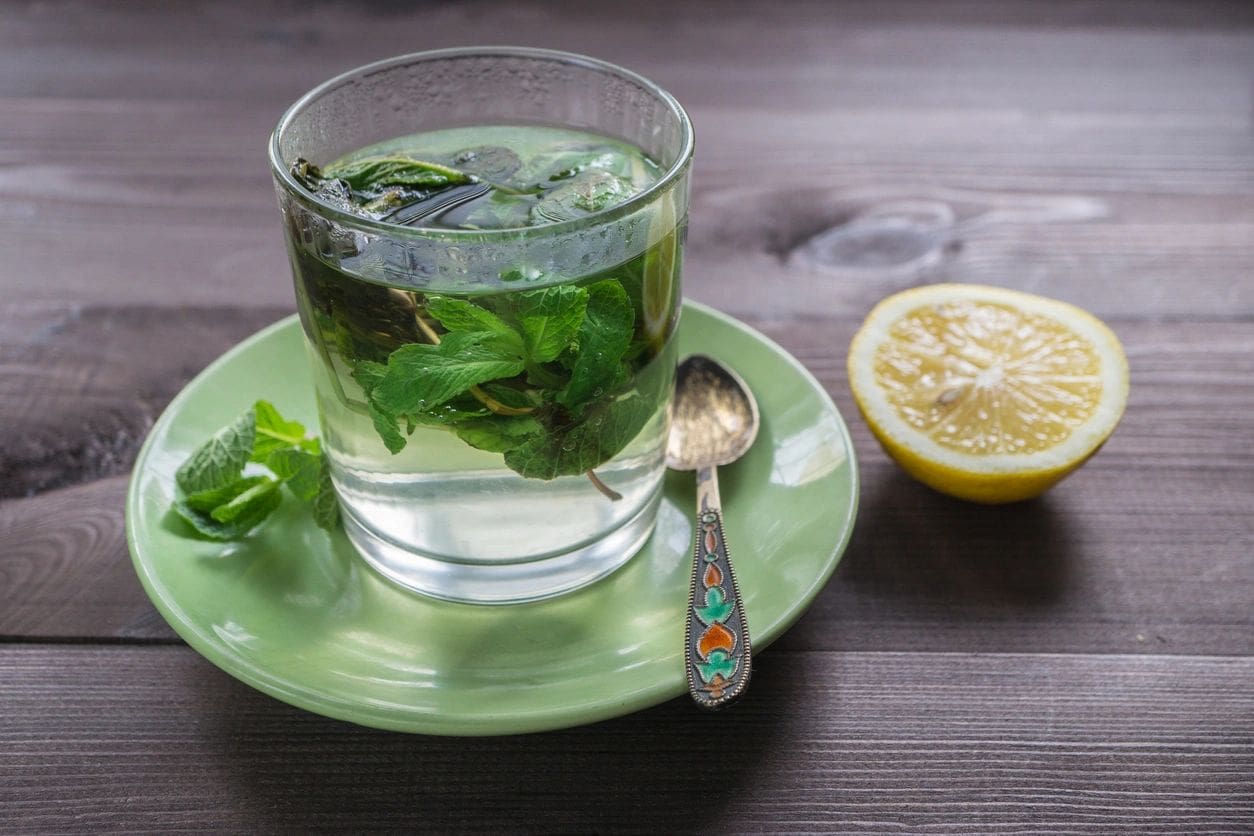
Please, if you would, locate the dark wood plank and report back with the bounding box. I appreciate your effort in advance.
[1,3,1252,318]
[0,303,285,499]
[1,646,1250,833]
[3,1,1253,829]
[3,310,1251,654]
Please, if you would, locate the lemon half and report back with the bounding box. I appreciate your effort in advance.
[848,284,1129,503]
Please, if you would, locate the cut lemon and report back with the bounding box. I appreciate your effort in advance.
[848,284,1129,503]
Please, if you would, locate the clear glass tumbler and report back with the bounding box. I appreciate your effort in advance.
[269,48,693,604]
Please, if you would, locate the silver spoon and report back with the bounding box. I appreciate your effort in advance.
[666,354,759,710]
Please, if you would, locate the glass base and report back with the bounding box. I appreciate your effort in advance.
[342,489,662,604]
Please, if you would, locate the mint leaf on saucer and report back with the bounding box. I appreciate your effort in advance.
[252,399,309,461]
[174,499,262,541]
[171,402,340,540]
[209,477,282,524]
[265,445,322,501]
[182,475,272,513]
[176,408,256,495]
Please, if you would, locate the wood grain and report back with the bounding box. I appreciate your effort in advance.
[0,646,1250,833]
[3,0,1253,830]
[1,3,1253,318]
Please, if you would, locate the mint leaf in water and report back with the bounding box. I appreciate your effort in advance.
[322,155,474,191]
[351,360,388,395]
[176,409,256,495]
[371,331,525,416]
[455,414,544,454]
[368,401,408,455]
[171,403,339,540]
[505,389,657,480]
[424,296,521,343]
[558,280,634,412]
[516,285,588,363]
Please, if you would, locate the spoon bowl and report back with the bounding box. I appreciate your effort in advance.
[667,355,761,470]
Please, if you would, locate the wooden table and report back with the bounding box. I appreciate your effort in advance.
[3,2,1252,831]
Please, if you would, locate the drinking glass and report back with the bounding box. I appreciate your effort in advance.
[269,48,693,603]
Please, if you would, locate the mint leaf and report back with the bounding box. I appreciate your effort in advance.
[265,446,322,501]
[182,475,271,513]
[558,280,634,412]
[171,400,341,539]
[252,400,307,461]
[351,360,388,395]
[210,477,282,524]
[174,499,260,541]
[322,155,473,191]
[455,415,543,453]
[371,331,525,416]
[516,286,588,363]
[173,476,282,541]
[176,408,256,495]
[504,389,657,479]
[312,456,340,531]
[424,296,521,345]
[368,401,407,454]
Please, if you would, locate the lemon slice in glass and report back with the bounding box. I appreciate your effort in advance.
[641,190,679,347]
[848,284,1129,503]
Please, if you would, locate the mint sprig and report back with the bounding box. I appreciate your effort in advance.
[352,276,661,485]
[171,401,339,541]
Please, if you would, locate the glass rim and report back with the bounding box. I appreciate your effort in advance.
[268,46,694,241]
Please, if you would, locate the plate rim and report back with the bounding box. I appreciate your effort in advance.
[125,300,859,735]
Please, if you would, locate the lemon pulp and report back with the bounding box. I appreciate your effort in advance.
[848,284,1129,503]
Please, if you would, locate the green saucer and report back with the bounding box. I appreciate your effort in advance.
[126,301,859,735]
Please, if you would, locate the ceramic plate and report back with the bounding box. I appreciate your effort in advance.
[126,301,859,735]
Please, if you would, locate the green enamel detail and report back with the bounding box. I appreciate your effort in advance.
[701,512,718,524]
[695,649,737,683]
[703,551,718,562]
[695,586,734,625]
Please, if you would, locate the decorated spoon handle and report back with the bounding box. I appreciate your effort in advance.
[685,465,752,710]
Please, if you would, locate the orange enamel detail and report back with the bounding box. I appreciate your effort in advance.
[703,564,723,588]
[697,623,736,659]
